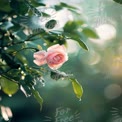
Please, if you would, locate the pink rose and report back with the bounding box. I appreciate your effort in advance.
[33,50,47,66]
[33,44,68,69]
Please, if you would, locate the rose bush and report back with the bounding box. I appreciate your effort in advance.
[33,44,68,69]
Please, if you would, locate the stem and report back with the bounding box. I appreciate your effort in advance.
[0,68,12,75]
[24,0,42,17]
[25,29,45,41]
[7,47,38,56]
[15,47,38,53]
[0,65,9,67]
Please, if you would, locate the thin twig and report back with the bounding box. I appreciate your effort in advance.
[1,74,19,84]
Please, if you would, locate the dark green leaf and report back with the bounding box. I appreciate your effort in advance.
[54,2,78,11]
[10,0,28,15]
[70,35,88,50]
[54,5,63,11]
[51,71,63,80]
[63,20,85,33]
[30,0,46,7]
[50,70,72,80]
[1,53,21,69]
[113,0,122,4]
[31,88,43,110]
[67,8,80,15]
[70,78,83,100]
[60,2,78,10]
[64,21,78,33]
[0,0,12,12]
[51,71,62,80]
[45,19,57,29]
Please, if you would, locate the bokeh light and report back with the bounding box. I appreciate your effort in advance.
[90,24,116,47]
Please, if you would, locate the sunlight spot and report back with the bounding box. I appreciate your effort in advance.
[109,55,122,78]
[21,75,25,80]
[96,24,116,40]
[87,51,101,65]
[4,47,8,50]
[8,94,12,97]
[0,22,3,25]
[7,17,12,22]
[66,39,79,54]
[13,15,17,18]
[104,84,122,100]
[90,24,116,46]
[24,63,27,66]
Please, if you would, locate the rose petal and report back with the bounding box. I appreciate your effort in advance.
[46,44,68,69]
[33,59,47,66]
[33,50,47,66]
[47,53,65,64]
[33,51,46,60]
[48,63,63,70]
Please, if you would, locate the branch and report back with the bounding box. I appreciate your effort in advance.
[1,74,19,84]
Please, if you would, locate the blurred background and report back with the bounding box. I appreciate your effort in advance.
[0,0,122,122]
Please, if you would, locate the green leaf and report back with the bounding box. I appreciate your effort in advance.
[10,0,28,15]
[67,8,80,15]
[113,0,122,4]
[45,19,57,29]
[70,78,83,100]
[63,21,88,50]
[64,21,77,33]
[63,20,84,33]
[82,27,99,39]
[0,77,19,96]
[0,1,12,12]
[54,2,78,11]
[64,21,84,33]
[54,5,63,11]
[31,88,43,110]
[70,36,88,50]
[30,0,46,7]
[60,2,78,10]
[1,53,20,69]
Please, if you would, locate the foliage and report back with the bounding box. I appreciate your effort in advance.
[113,0,122,4]
[0,0,98,111]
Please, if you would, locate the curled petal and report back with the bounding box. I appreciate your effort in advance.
[33,50,47,66]
[33,50,46,59]
[48,63,63,70]
[33,59,47,66]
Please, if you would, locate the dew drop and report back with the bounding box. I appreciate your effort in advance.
[40,80,45,87]
[42,83,45,87]
[8,94,12,97]
[79,98,82,101]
